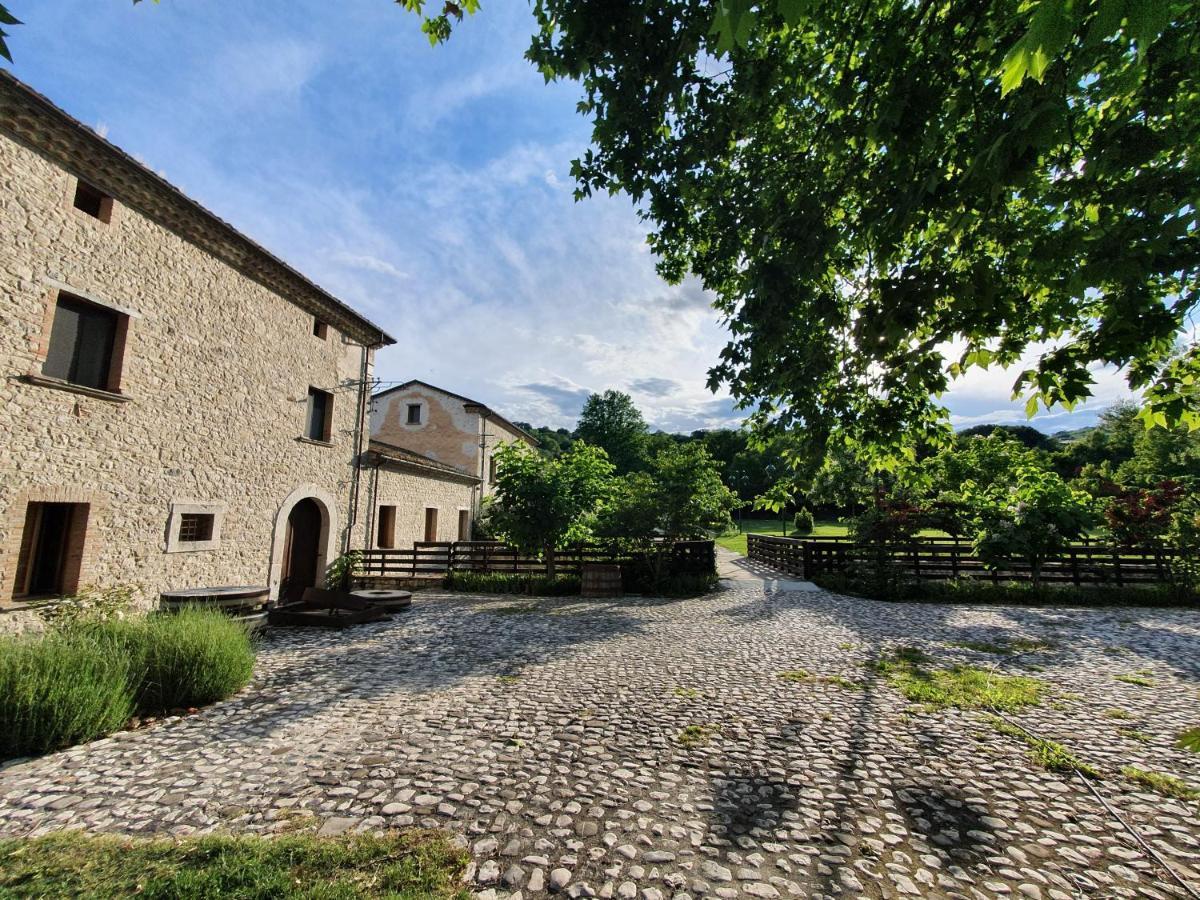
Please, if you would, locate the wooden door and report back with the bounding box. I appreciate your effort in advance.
[424,507,438,543]
[282,498,322,603]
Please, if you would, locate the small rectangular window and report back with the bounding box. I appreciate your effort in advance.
[13,502,89,599]
[306,387,333,442]
[489,456,498,482]
[407,403,422,425]
[73,180,113,222]
[424,507,438,542]
[178,513,215,543]
[43,293,123,391]
[377,505,397,549]
[458,509,470,541]
[313,318,328,339]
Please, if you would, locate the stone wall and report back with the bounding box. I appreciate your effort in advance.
[362,465,476,547]
[0,130,377,630]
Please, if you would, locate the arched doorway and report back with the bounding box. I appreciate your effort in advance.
[281,498,322,604]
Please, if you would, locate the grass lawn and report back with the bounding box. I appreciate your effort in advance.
[716,519,849,555]
[0,829,468,899]
[716,518,953,555]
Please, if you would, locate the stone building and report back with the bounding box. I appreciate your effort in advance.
[370,380,538,522]
[0,72,467,629]
[360,440,478,548]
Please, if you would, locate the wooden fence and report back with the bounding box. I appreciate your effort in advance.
[359,540,716,579]
[748,534,1180,586]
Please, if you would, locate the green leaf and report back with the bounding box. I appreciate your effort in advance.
[1000,0,1076,95]
[1178,728,1200,753]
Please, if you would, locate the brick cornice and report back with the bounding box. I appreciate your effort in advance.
[0,71,394,349]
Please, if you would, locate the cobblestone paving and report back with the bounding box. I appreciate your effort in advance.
[2,587,1200,899]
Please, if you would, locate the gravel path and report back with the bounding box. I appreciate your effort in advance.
[2,585,1199,899]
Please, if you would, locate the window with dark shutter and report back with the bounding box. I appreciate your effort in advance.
[407,403,422,424]
[43,294,121,391]
[306,387,333,442]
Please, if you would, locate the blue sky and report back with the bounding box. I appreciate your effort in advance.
[3,1,1134,433]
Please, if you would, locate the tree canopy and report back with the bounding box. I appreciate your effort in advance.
[484,440,614,573]
[575,390,649,474]
[404,0,1199,478]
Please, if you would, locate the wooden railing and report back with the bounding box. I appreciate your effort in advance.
[359,540,716,579]
[748,534,1180,586]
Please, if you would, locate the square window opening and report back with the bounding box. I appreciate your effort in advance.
[306,387,333,442]
[13,502,89,599]
[313,318,328,339]
[178,512,215,543]
[43,292,126,392]
[73,180,113,222]
[406,403,422,425]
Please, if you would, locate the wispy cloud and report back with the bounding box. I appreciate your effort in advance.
[6,0,1138,439]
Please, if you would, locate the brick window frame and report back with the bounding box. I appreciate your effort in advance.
[27,282,137,401]
[63,175,120,228]
[1,489,107,605]
[165,501,226,553]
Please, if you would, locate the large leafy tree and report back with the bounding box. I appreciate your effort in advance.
[485,440,614,575]
[575,390,649,474]
[406,0,1199,478]
[962,465,1096,585]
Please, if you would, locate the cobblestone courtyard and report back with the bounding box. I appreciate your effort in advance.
[2,586,1199,899]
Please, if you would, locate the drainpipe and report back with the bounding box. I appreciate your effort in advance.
[345,343,370,554]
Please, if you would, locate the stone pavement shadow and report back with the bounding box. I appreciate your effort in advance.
[710,774,799,837]
[165,594,653,749]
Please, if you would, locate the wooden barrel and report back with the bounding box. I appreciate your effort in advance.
[581,563,622,598]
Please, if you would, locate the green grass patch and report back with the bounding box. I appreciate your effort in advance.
[1177,728,1200,753]
[676,724,720,749]
[988,717,1100,778]
[1,609,253,761]
[672,687,701,699]
[1103,708,1132,719]
[777,669,811,682]
[1119,728,1153,743]
[0,829,468,898]
[1121,766,1199,800]
[1114,673,1155,687]
[871,648,1043,712]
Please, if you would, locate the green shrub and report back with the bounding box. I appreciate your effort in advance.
[792,508,815,534]
[325,551,362,591]
[0,628,135,760]
[445,571,582,596]
[122,608,254,712]
[1,608,254,761]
